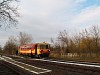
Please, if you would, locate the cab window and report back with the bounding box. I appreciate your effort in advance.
[40,44,49,49]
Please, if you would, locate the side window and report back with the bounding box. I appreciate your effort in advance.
[46,45,48,49]
[28,48,31,49]
[37,45,40,49]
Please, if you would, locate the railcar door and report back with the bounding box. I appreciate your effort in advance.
[35,45,37,55]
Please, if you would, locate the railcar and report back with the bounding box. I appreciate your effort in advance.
[18,42,50,58]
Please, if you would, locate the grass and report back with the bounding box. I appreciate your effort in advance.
[49,53,100,63]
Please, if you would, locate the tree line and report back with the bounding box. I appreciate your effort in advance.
[1,32,33,55]
[50,25,100,59]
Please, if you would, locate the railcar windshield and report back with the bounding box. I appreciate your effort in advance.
[40,44,50,49]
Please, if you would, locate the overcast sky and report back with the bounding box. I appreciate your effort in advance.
[0,0,100,46]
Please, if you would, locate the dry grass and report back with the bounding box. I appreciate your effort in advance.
[50,53,100,63]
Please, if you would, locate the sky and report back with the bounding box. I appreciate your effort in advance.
[0,0,100,46]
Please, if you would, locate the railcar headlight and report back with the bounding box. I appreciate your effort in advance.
[40,50,43,53]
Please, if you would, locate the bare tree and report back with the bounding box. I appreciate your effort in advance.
[50,38,61,52]
[90,26,100,53]
[18,32,33,45]
[57,30,70,55]
[80,29,92,52]
[3,36,18,55]
[0,0,19,29]
[0,45,2,54]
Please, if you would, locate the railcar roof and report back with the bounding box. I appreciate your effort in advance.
[19,42,49,48]
[36,42,49,45]
[19,44,35,48]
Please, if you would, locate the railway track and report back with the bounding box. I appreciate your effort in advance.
[6,55,100,75]
[0,56,52,75]
[19,59,100,75]
[1,55,100,75]
[0,60,21,75]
